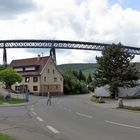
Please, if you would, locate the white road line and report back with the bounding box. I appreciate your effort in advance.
[76,112,93,119]
[46,126,60,134]
[105,120,140,130]
[37,117,44,122]
[32,112,37,115]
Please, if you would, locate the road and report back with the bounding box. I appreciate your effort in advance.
[0,94,140,140]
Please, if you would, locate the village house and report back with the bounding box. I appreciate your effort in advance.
[10,55,63,96]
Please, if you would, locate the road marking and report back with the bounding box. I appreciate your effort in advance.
[105,120,140,130]
[32,112,37,115]
[76,112,93,119]
[46,126,60,134]
[37,117,44,122]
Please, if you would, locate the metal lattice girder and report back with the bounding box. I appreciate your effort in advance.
[0,40,140,55]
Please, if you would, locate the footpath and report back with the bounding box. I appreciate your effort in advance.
[99,98,140,109]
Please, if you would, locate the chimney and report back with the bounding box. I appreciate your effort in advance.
[38,54,40,61]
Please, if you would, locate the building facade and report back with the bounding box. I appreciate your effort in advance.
[10,56,63,95]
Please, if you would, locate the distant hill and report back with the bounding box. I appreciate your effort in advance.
[58,63,97,77]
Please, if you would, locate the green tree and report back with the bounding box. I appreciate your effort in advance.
[63,69,88,94]
[0,64,7,71]
[78,70,86,81]
[87,73,92,84]
[94,43,139,98]
[0,69,23,89]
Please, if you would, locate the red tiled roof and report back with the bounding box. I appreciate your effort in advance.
[10,56,50,76]
[10,56,49,67]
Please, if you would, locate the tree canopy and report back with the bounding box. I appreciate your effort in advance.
[94,43,139,98]
[63,68,88,94]
[0,64,7,71]
[0,69,23,89]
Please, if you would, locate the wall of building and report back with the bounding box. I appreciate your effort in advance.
[11,76,41,95]
[40,58,63,93]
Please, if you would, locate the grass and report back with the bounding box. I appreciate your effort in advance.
[0,133,16,140]
[91,95,105,103]
[123,105,140,111]
[0,95,25,105]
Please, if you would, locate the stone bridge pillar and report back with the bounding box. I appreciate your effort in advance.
[3,44,7,65]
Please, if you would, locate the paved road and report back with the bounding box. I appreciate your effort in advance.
[0,94,140,140]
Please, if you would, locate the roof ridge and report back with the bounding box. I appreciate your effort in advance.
[11,56,50,61]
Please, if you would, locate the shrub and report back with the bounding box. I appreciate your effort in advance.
[91,95,105,103]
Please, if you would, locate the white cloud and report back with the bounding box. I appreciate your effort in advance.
[0,0,140,64]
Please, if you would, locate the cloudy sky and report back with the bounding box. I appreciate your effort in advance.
[0,0,140,64]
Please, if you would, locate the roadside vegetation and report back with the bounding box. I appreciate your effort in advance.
[0,69,23,89]
[0,133,16,140]
[123,105,140,111]
[0,95,25,105]
[90,95,105,103]
[93,43,139,98]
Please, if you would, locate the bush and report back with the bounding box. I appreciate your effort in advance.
[91,95,105,103]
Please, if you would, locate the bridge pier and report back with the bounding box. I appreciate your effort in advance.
[3,45,7,65]
[50,47,57,64]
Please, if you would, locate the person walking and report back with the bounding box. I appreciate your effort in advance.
[47,92,51,105]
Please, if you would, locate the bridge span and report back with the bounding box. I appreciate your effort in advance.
[0,40,140,64]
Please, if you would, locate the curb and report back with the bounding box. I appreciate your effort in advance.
[0,101,38,107]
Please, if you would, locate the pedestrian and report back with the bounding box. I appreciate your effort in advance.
[47,92,51,105]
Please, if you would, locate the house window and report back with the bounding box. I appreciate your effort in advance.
[54,77,57,82]
[56,85,58,89]
[48,69,50,73]
[25,77,30,83]
[60,77,62,81]
[15,86,20,91]
[33,77,38,82]
[53,69,55,74]
[33,86,38,91]
[44,77,46,82]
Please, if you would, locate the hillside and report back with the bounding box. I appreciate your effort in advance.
[58,63,97,77]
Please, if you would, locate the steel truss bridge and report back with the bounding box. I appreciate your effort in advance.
[0,40,140,64]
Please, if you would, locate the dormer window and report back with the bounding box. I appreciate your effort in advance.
[14,68,23,72]
[25,67,35,71]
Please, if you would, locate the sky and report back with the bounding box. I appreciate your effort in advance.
[0,0,140,64]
